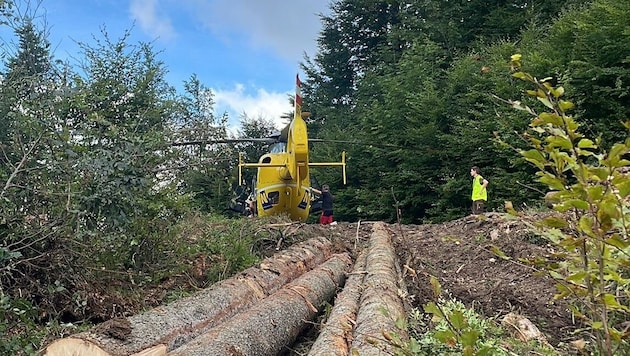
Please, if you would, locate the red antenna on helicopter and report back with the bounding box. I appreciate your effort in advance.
[295,74,302,120]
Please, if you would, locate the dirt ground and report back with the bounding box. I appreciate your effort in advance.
[298,212,578,349]
[41,212,580,353]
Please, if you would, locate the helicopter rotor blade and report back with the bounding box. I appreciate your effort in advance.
[171,138,278,147]
[307,138,401,148]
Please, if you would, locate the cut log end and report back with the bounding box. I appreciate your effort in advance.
[45,337,169,356]
[44,338,110,356]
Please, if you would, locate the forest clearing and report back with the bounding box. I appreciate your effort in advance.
[2,0,629,355]
[43,214,581,355]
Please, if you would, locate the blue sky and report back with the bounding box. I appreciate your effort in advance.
[2,0,331,129]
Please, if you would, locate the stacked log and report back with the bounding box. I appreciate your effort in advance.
[44,236,335,356]
[307,250,367,356]
[46,223,410,356]
[350,222,407,355]
[168,253,353,356]
[308,222,408,356]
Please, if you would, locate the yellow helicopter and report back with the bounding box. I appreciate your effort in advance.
[234,75,347,221]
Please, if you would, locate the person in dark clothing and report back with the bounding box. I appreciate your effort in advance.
[312,184,334,224]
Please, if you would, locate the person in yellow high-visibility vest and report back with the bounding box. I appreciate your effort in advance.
[470,166,489,214]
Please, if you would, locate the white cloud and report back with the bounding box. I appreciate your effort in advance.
[213,84,293,131]
[185,0,330,64]
[129,0,176,42]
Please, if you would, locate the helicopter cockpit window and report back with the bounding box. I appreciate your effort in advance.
[270,142,286,153]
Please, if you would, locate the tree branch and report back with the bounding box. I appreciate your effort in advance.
[1,134,43,200]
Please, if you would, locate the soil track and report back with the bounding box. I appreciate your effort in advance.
[303,213,575,348]
[396,214,574,342]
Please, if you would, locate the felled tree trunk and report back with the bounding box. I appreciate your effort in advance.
[168,253,353,356]
[308,250,367,356]
[44,236,335,356]
[351,222,408,356]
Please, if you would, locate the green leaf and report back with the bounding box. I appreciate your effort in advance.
[510,100,535,114]
[547,136,573,150]
[538,173,565,191]
[602,294,629,311]
[576,148,595,157]
[429,275,442,299]
[476,346,497,356]
[537,112,563,126]
[544,228,565,244]
[606,235,630,250]
[577,138,596,149]
[597,209,614,232]
[461,330,480,348]
[543,216,568,228]
[424,302,444,319]
[490,245,511,260]
[537,96,554,109]
[616,178,630,198]
[604,270,629,284]
[600,200,620,220]
[558,100,574,111]
[566,271,588,285]
[512,72,533,81]
[526,89,543,97]
[609,327,623,342]
[591,321,604,330]
[554,283,572,300]
[566,199,589,210]
[590,167,610,181]
[579,216,595,237]
[450,310,467,329]
[521,149,545,170]
[551,86,565,98]
[434,329,457,346]
[408,338,420,353]
[586,185,604,201]
[608,143,628,161]
[395,315,407,330]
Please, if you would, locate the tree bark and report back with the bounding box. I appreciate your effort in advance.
[351,222,408,356]
[308,250,367,356]
[44,236,335,356]
[168,253,353,356]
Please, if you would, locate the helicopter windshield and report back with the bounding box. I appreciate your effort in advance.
[269,142,286,153]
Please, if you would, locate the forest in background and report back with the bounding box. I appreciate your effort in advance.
[303,0,628,223]
[1,0,629,353]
